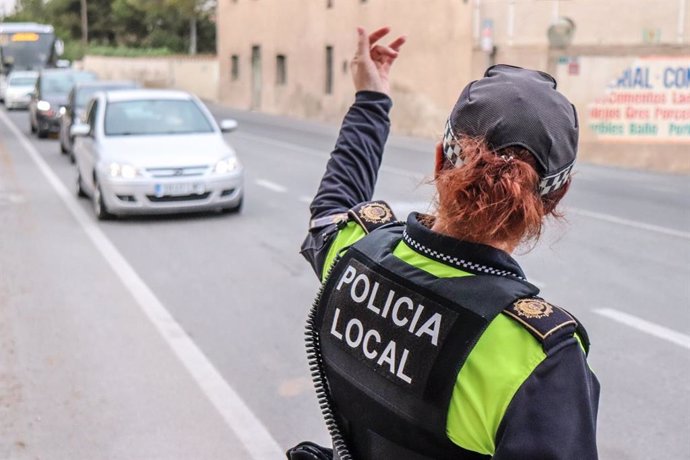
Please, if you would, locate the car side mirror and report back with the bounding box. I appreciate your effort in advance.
[55,39,65,57]
[220,119,238,133]
[71,124,91,137]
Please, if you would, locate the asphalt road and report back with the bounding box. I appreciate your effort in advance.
[0,101,688,460]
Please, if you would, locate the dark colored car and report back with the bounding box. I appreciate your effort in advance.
[59,80,139,158]
[29,69,97,138]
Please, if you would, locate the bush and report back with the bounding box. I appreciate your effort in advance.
[86,46,173,57]
[61,40,86,62]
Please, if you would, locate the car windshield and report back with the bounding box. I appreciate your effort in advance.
[0,32,54,70]
[41,71,96,97]
[105,99,214,136]
[8,76,36,86]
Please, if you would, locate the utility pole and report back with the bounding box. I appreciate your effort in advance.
[189,15,197,55]
[80,0,88,47]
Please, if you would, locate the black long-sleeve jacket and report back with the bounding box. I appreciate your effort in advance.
[300,91,600,459]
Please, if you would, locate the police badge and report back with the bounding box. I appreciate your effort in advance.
[348,200,395,233]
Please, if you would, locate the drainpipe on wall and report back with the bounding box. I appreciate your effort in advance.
[507,0,515,47]
[679,0,687,44]
[474,0,482,47]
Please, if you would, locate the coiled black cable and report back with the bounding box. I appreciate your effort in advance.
[305,257,353,460]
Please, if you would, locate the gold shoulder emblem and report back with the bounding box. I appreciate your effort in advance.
[514,298,553,319]
[359,203,393,224]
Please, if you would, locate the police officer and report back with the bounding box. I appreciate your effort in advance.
[293,27,599,460]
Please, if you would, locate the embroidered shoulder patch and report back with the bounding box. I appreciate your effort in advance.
[503,298,577,341]
[348,201,396,234]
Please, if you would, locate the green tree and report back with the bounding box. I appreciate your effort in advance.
[10,0,46,21]
[163,0,213,55]
[6,0,216,55]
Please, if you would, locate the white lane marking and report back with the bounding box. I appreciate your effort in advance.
[594,308,690,350]
[298,195,313,204]
[239,132,687,240]
[568,207,690,240]
[239,132,425,180]
[255,178,287,193]
[0,110,284,460]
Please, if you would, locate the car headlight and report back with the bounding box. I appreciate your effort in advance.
[36,100,51,111]
[108,162,139,179]
[213,157,239,174]
[59,106,67,116]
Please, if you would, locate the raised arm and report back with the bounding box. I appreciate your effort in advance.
[301,27,406,278]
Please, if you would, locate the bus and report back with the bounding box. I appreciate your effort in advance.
[0,22,62,102]
[0,22,62,74]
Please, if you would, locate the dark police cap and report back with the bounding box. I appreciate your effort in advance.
[443,64,578,195]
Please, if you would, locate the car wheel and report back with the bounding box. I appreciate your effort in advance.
[92,180,113,220]
[222,196,243,214]
[76,171,87,198]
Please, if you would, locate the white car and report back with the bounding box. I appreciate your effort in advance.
[72,89,244,219]
[4,70,38,110]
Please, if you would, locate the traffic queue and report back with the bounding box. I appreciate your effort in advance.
[1,66,245,220]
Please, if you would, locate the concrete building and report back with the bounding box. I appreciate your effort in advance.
[216,0,474,138]
[217,0,690,171]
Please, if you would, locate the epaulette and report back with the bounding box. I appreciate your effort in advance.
[503,298,587,354]
[347,200,396,234]
[309,213,348,231]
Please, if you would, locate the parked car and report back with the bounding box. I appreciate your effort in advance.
[29,68,97,138]
[3,70,38,110]
[59,80,139,159]
[72,89,243,219]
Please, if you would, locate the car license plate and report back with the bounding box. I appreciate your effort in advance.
[154,183,205,197]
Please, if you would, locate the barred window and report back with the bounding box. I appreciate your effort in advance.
[231,55,239,80]
[276,54,287,85]
[325,46,334,94]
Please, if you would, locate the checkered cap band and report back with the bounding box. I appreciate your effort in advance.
[444,117,572,196]
[442,118,464,168]
[538,163,573,196]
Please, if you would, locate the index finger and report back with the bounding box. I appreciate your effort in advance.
[356,27,370,55]
[368,27,391,47]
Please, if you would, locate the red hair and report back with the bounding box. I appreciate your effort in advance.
[433,137,569,248]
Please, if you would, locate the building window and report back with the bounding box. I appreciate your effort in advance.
[231,55,239,80]
[276,54,287,85]
[325,46,334,94]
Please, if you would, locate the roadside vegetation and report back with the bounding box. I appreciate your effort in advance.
[3,0,216,62]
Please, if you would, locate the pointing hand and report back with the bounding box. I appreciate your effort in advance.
[351,26,406,95]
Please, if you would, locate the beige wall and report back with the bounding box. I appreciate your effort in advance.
[470,0,690,172]
[216,0,473,137]
[82,55,220,102]
[475,0,689,48]
[215,0,690,172]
